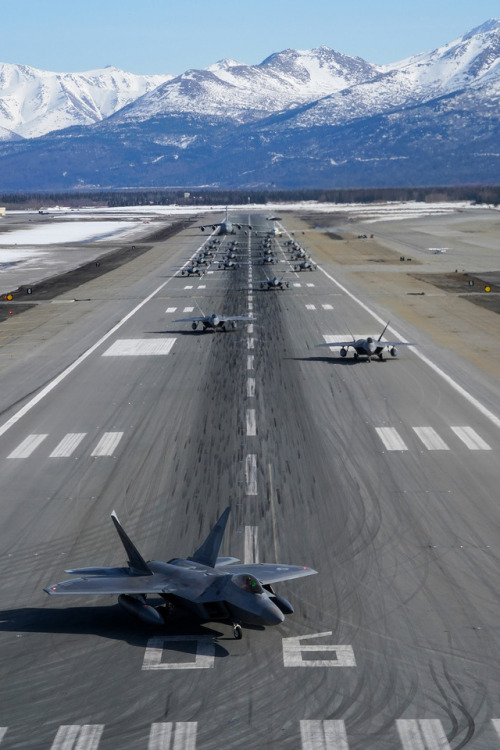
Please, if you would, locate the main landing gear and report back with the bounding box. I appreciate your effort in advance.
[232,622,243,639]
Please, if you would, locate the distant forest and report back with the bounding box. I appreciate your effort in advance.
[1,185,499,209]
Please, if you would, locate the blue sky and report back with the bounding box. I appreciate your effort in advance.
[3,0,499,75]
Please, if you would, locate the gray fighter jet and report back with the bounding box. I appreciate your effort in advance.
[173,311,253,332]
[293,258,317,271]
[45,507,316,638]
[180,264,204,277]
[317,321,415,361]
[260,276,290,290]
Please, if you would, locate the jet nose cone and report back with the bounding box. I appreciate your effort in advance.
[262,599,285,625]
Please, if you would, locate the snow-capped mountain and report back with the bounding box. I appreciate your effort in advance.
[0,20,498,189]
[112,47,379,124]
[0,64,171,139]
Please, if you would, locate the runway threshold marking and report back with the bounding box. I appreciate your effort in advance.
[396,719,452,749]
[90,432,123,457]
[375,427,408,451]
[148,723,198,750]
[412,426,450,450]
[49,433,87,458]
[0,729,6,744]
[102,339,176,356]
[50,724,104,750]
[7,433,48,459]
[316,265,500,432]
[300,720,349,750]
[451,425,491,450]
[143,637,215,670]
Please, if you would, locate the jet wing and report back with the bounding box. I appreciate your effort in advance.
[316,341,353,348]
[219,563,317,585]
[220,315,255,322]
[382,341,414,347]
[45,572,178,596]
[172,316,204,323]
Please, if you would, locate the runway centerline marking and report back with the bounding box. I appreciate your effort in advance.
[245,454,258,495]
[247,355,254,370]
[247,377,255,397]
[316,264,500,431]
[246,409,257,436]
[244,526,259,564]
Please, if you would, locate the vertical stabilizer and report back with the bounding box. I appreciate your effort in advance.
[189,507,231,568]
[111,511,153,576]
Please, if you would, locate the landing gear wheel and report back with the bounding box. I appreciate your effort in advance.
[233,623,243,640]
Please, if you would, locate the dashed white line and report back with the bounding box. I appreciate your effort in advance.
[49,433,87,458]
[183,285,193,290]
[412,426,450,451]
[247,338,255,349]
[165,307,177,313]
[244,526,259,564]
[245,454,258,495]
[322,304,334,310]
[247,355,254,370]
[451,426,491,450]
[8,434,48,459]
[247,323,254,334]
[247,377,256,397]
[305,304,316,310]
[246,409,257,436]
[375,427,408,451]
[306,283,315,287]
[183,306,194,313]
[90,432,123,457]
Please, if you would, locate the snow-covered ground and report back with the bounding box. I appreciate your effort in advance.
[0,219,148,246]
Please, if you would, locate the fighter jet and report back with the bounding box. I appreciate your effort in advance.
[44,507,316,639]
[260,276,290,290]
[173,311,254,332]
[197,207,251,235]
[218,258,239,269]
[180,264,204,277]
[293,259,317,271]
[317,321,415,361]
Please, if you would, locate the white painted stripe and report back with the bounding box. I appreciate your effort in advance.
[197,285,206,289]
[300,720,348,750]
[412,427,449,451]
[50,725,104,750]
[322,304,334,310]
[247,377,255,397]
[247,323,254,334]
[148,723,172,750]
[183,285,193,289]
[148,722,197,750]
[244,526,259,564]
[306,283,315,287]
[306,304,316,310]
[90,432,123,457]
[102,339,176,356]
[492,719,500,738]
[0,729,6,744]
[293,283,301,287]
[246,409,257,436]
[248,303,253,311]
[143,637,214,669]
[316,264,500,432]
[375,427,408,451]
[246,454,258,495]
[172,723,197,750]
[183,306,194,313]
[8,434,48,459]
[451,426,491,450]
[397,719,451,750]
[50,433,87,458]
[165,307,177,313]
[247,355,254,370]
[247,338,255,349]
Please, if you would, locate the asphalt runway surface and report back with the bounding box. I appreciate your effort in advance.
[0,211,499,748]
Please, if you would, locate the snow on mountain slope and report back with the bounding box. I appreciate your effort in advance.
[0,64,171,139]
[283,19,500,129]
[112,47,380,124]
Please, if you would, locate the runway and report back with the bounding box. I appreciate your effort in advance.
[0,210,499,748]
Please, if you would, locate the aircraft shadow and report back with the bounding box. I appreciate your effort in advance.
[147,329,241,336]
[288,356,389,365]
[0,605,230,655]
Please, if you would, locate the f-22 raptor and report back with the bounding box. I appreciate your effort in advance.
[318,321,415,361]
[45,507,317,639]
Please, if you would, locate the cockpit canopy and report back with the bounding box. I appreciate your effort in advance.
[232,574,264,594]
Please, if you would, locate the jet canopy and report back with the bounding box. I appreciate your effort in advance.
[232,574,264,594]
